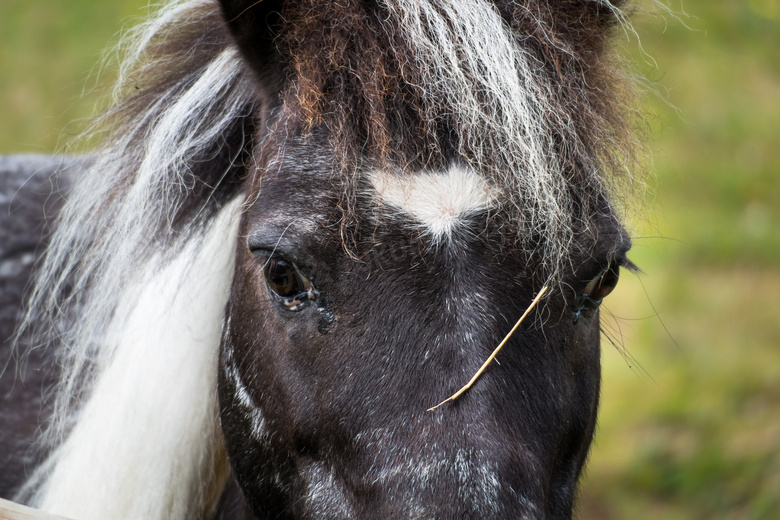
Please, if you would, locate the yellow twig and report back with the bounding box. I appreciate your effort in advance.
[427,285,549,411]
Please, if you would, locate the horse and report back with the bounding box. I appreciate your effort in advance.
[0,0,642,518]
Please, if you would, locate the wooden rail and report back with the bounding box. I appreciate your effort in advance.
[0,498,72,520]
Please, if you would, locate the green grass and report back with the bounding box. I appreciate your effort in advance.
[579,2,780,518]
[0,1,146,152]
[2,1,779,518]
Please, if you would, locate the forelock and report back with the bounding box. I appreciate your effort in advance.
[266,0,639,282]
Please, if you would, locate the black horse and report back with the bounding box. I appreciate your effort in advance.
[1,1,640,518]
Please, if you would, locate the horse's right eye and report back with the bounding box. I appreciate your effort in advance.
[264,259,304,296]
[263,259,317,311]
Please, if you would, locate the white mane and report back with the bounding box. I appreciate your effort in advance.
[16,2,251,517]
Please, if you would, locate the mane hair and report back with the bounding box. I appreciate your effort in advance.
[14,0,642,518]
[273,0,640,279]
[15,1,254,517]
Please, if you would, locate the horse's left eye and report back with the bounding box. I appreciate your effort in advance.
[574,263,620,323]
[582,263,620,302]
[263,259,317,311]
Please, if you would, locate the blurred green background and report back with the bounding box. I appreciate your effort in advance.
[1,1,778,518]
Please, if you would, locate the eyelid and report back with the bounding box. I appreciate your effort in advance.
[584,250,632,280]
[252,247,312,274]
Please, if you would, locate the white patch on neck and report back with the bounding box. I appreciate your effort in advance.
[370,165,496,243]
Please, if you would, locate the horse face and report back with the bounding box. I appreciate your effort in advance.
[219,135,629,519]
[216,0,632,517]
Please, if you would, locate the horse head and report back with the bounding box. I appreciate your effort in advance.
[216,1,634,517]
[2,1,640,519]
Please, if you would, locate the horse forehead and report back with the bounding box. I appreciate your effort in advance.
[368,165,497,241]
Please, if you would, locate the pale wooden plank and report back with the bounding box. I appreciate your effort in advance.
[0,498,73,520]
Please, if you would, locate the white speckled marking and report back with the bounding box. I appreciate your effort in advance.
[223,344,268,441]
[370,165,496,243]
[0,253,35,278]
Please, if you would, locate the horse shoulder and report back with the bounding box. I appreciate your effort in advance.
[0,155,76,499]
